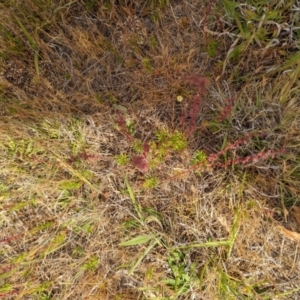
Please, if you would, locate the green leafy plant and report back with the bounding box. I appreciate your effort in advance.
[154,130,187,160]
[81,255,99,272]
[59,180,82,190]
[191,150,207,166]
[143,176,158,189]
[142,58,153,73]
[116,154,130,166]
[155,130,187,151]
[163,250,197,296]
[207,38,219,58]
[168,131,187,151]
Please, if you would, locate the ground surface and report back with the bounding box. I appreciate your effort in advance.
[1,0,300,299]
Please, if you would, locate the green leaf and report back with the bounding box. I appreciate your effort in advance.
[124,176,144,223]
[113,104,127,113]
[119,234,154,246]
[14,16,40,79]
[223,0,238,19]
[265,10,280,21]
[173,240,232,250]
[279,51,300,71]
[223,0,248,38]
[34,51,40,80]
[59,180,82,190]
[14,17,37,50]
[129,239,158,274]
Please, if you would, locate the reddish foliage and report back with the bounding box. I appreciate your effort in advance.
[187,95,202,137]
[115,111,134,141]
[0,290,19,298]
[132,155,149,172]
[201,0,218,43]
[182,74,210,94]
[181,74,210,137]
[143,143,150,156]
[1,265,14,273]
[218,98,236,122]
[207,133,256,163]
[212,148,286,168]
[67,151,101,164]
[0,234,22,244]
[132,143,150,172]
[167,132,285,180]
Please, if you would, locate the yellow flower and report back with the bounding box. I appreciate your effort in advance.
[176,95,183,102]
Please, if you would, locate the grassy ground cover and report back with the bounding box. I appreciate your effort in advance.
[1,0,300,299]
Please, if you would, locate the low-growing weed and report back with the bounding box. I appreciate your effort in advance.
[163,250,198,297]
[116,153,130,166]
[81,255,99,273]
[190,150,207,166]
[143,176,158,189]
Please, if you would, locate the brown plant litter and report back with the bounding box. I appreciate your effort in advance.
[1,0,300,299]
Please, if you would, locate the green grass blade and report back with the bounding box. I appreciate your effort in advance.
[34,52,40,80]
[119,234,155,246]
[129,239,158,274]
[279,63,300,105]
[227,212,240,258]
[124,176,144,223]
[14,16,38,51]
[173,240,232,250]
[223,0,248,38]
[51,153,100,193]
[15,16,40,79]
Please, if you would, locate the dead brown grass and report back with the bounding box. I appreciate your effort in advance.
[1,0,300,299]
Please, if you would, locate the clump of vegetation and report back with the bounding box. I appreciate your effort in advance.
[1,0,300,299]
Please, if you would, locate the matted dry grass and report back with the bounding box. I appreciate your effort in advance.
[1,0,300,299]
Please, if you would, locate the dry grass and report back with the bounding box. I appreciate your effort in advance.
[1,0,300,299]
